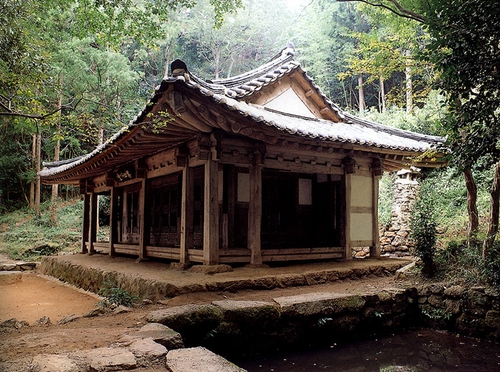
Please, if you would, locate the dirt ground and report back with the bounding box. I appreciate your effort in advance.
[0,254,418,370]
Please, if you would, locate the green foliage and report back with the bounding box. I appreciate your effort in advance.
[434,239,500,287]
[420,0,500,169]
[420,306,452,322]
[97,281,137,308]
[0,199,83,260]
[483,243,500,287]
[378,172,394,228]
[364,90,447,136]
[410,180,438,276]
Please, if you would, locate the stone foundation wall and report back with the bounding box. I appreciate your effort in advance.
[38,256,406,301]
[145,283,500,356]
[416,283,500,341]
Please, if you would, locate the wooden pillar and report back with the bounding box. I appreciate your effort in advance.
[180,165,194,265]
[370,175,381,258]
[109,186,118,257]
[81,193,90,254]
[138,178,147,260]
[344,173,352,260]
[203,159,219,265]
[248,164,262,265]
[89,192,98,254]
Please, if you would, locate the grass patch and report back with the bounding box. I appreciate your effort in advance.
[97,281,138,308]
[0,199,82,260]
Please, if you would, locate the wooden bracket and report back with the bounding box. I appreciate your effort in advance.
[197,134,211,160]
[252,143,266,165]
[135,159,147,179]
[372,158,384,177]
[343,157,356,174]
[175,144,190,167]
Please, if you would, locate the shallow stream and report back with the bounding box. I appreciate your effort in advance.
[234,329,500,372]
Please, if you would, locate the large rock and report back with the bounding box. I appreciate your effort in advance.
[81,347,136,371]
[126,322,184,349]
[31,354,81,372]
[274,292,366,317]
[166,347,246,372]
[146,304,222,332]
[128,337,167,361]
[212,300,280,328]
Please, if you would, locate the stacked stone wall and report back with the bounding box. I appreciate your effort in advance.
[380,178,420,257]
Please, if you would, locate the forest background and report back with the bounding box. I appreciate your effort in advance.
[1,0,499,284]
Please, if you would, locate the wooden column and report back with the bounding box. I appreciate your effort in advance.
[180,165,194,265]
[89,192,98,254]
[138,178,147,260]
[248,164,262,265]
[109,186,118,257]
[370,175,381,258]
[343,157,356,260]
[81,193,90,254]
[344,173,352,260]
[203,159,219,265]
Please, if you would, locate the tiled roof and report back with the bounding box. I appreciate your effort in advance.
[40,46,445,180]
[165,46,345,120]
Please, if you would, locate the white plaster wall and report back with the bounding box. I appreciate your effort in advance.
[264,88,315,118]
[350,175,374,241]
[351,213,373,241]
[351,175,373,207]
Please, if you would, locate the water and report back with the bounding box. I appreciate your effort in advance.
[234,329,500,371]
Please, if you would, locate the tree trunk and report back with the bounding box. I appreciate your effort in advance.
[214,46,221,79]
[358,75,365,116]
[35,131,41,218]
[379,75,386,113]
[483,161,500,258]
[50,91,62,226]
[30,134,36,209]
[405,50,413,114]
[463,167,479,248]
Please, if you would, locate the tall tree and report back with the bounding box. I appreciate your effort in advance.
[339,0,500,254]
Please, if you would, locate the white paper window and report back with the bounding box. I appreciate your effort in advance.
[298,178,312,205]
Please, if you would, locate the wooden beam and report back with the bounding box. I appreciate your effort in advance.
[203,159,219,265]
[248,164,262,265]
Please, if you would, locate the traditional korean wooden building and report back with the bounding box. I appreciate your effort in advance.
[40,46,445,266]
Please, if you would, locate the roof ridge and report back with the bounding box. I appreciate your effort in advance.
[208,46,296,87]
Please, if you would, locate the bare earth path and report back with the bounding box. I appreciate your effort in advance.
[0,254,416,371]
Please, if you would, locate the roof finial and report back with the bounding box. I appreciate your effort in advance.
[171,59,188,76]
[283,41,295,56]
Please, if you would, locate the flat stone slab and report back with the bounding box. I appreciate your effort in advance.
[82,347,136,371]
[212,300,275,311]
[212,300,281,326]
[273,292,366,316]
[128,337,167,359]
[32,354,80,372]
[124,322,184,349]
[146,304,221,331]
[166,347,246,372]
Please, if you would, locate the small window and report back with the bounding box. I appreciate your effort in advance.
[298,178,312,205]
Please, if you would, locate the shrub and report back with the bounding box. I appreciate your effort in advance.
[410,182,438,277]
[97,282,137,308]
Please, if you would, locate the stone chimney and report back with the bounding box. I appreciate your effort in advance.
[380,167,421,257]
